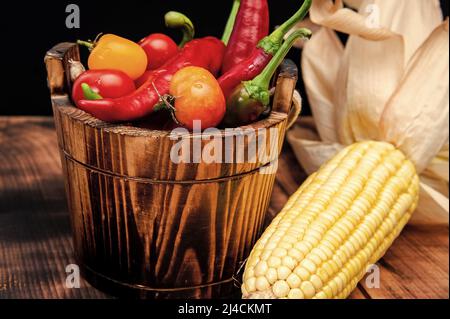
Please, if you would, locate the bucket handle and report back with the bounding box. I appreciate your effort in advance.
[272,59,302,129]
[45,42,80,96]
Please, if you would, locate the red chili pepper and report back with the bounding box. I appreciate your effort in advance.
[77,37,225,122]
[218,0,312,99]
[221,0,269,74]
[135,70,154,88]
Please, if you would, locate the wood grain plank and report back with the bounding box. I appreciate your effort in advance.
[348,285,371,299]
[266,144,308,224]
[359,224,449,299]
[0,117,110,299]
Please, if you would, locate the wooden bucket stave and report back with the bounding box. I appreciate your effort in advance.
[45,42,298,298]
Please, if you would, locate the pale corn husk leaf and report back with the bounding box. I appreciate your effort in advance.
[289,138,344,175]
[333,42,354,144]
[310,0,397,40]
[421,175,449,198]
[413,143,449,225]
[310,0,442,48]
[359,0,443,63]
[343,0,443,141]
[343,35,404,141]
[422,144,449,183]
[309,0,444,144]
[309,0,404,144]
[301,27,343,142]
[409,182,450,225]
[380,20,449,173]
[343,0,363,10]
[287,118,344,174]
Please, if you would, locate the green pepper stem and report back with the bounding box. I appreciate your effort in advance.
[77,33,103,51]
[165,11,195,48]
[221,0,241,45]
[245,28,312,106]
[81,83,103,100]
[254,28,312,88]
[258,0,312,54]
[77,40,94,50]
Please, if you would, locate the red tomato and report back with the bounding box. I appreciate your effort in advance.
[139,33,178,70]
[72,70,136,107]
[169,66,226,130]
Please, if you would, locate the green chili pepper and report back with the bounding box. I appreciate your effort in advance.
[222,28,312,127]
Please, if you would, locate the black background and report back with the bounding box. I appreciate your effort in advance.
[1,0,448,116]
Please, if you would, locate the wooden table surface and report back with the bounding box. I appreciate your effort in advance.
[0,116,448,299]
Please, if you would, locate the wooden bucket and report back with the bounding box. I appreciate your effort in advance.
[45,43,298,299]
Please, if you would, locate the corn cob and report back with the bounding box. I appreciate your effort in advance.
[242,141,420,299]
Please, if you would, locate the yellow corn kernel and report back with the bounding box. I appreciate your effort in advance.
[308,253,323,266]
[310,274,323,290]
[266,268,278,284]
[267,256,281,268]
[260,250,273,261]
[245,277,256,293]
[256,276,270,291]
[273,247,288,258]
[288,248,304,261]
[277,266,291,280]
[300,259,317,273]
[300,281,316,299]
[314,291,328,299]
[288,288,305,299]
[254,261,268,277]
[293,266,309,281]
[311,247,328,262]
[282,256,297,270]
[286,273,302,289]
[273,281,290,298]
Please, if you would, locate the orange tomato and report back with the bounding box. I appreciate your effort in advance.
[169,66,226,130]
[87,34,147,80]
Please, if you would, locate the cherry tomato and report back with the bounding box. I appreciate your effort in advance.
[139,33,178,70]
[80,34,148,80]
[72,70,136,107]
[169,66,226,130]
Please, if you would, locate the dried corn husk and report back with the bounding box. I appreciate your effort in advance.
[288,0,449,224]
[343,0,362,9]
[301,27,343,142]
[380,21,449,173]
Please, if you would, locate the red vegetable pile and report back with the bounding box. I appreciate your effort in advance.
[73,0,312,130]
